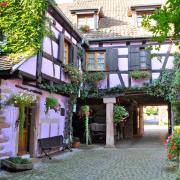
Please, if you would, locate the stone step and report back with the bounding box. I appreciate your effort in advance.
[0,122,10,129]
[0,137,8,143]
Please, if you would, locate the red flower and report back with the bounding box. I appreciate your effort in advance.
[172,144,176,151]
[0,2,8,7]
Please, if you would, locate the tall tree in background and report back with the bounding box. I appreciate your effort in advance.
[142,0,180,46]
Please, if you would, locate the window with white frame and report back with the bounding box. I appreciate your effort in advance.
[86,51,106,71]
[77,15,95,30]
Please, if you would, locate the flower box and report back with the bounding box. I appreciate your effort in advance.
[2,159,33,172]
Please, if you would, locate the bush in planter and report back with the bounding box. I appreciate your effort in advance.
[45,96,59,114]
[113,105,129,124]
[2,157,33,171]
[130,70,150,80]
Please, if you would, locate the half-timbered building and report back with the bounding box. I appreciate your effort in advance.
[0,4,88,158]
[59,0,176,147]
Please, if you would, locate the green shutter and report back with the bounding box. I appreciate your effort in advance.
[129,46,140,70]
[106,48,118,71]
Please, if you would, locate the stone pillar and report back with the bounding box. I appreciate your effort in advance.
[103,98,116,147]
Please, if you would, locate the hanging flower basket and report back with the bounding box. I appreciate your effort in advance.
[7,91,37,135]
[130,70,150,80]
[45,96,59,114]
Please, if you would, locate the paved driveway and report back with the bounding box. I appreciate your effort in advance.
[0,126,178,180]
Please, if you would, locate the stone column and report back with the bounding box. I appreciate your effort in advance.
[103,98,116,147]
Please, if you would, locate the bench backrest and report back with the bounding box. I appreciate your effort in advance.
[38,135,63,150]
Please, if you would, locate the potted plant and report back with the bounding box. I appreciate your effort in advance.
[7,91,37,135]
[113,105,129,124]
[79,25,90,33]
[45,96,59,114]
[81,105,91,145]
[2,157,33,171]
[130,70,150,81]
[72,137,80,148]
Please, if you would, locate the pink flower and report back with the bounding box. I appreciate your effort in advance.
[164,139,169,145]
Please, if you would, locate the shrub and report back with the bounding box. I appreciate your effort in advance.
[130,70,150,80]
[113,105,129,124]
[7,157,32,164]
[45,96,59,114]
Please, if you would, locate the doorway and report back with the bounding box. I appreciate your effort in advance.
[18,107,35,156]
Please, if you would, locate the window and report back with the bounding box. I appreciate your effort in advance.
[139,48,147,69]
[129,46,151,70]
[136,11,153,27]
[86,52,106,71]
[77,15,95,30]
[64,41,69,64]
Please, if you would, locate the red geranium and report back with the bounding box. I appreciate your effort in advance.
[172,144,176,151]
[0,2,8,7]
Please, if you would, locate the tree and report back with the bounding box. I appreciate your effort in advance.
[142,0,180,47]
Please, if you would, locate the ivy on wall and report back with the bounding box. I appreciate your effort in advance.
[0,0,55,63]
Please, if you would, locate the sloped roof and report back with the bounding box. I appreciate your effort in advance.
[59,0,166,40]
[0,57,13,71]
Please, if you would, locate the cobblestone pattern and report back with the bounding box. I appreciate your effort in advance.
[0,147,177,180]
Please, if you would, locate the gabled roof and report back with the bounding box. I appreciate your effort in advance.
[58,0,166,40]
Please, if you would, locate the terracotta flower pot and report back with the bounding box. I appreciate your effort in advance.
[72,141,80,148]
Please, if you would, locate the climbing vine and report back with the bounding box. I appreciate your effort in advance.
[0,0,54,62]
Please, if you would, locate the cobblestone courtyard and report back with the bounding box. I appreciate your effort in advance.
[0,126,179,180]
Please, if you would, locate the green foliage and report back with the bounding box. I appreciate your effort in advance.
[7,92,37,135]
[0,0,53,61]
[64,64,82,84]
[81,72,105,99]
[113,105,129,124]
[81,105,90,114]
[145,106,158,116]
[145,70,175,102]
[39,82,80,96]
[142,0,180,46]
[130,71,150,80]
[45,96,58,114]
[7,157,32,164]
[167,133,180,161]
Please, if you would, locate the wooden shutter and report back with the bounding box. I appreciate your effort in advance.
[69,44,73,64]
[58,32,64,62]
[129,46,140,70]
[73,45,78,67]
[146,50,151,70]
[106,48,118,71]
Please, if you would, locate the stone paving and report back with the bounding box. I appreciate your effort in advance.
[0,125,179,180]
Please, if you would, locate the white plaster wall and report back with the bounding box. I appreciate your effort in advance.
[43,37,52,55]
[41,58,54,77]
[122,74,129,87]
[103,43,126,47]
[109,74,121,88]
[166,56,174,69]
[18,56,37,76]
[151,57,165,70]
[152,73,160,80]
[118,58,128,71]
[118,48,128,55]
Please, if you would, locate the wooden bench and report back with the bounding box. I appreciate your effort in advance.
[38,135,72,159]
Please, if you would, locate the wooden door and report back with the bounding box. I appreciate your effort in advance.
[18,108,31,155]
